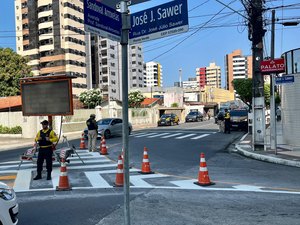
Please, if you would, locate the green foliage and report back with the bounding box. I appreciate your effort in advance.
[171,102,179,107]
[232,79,253,107]
[79,89,102,108]
[0,125,22,134]
[128,91,145,108]
[0,48,32,96]
[264,84,271,107]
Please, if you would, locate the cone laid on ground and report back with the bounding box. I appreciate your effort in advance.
[194,153,215,186]
[140,147,154,174]
[114,155,124,187]
[56,158,72,191]
[79,133,86,149]
[100,136,108,155]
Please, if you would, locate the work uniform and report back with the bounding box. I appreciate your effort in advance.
[224,111,231,134]
[35,128,58,179]
[86,117,98,152]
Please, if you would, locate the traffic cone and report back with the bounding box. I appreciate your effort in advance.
[56,158,72,191]
[194,153,215,186]
[100,136,108,155]
[140,147,154,174]
[79,133,86,149]
[114,155,124,187]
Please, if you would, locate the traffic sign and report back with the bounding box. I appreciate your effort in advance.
[260,58,285,73]
[275,75,294,85]
[84,0,122,42]
[129,0,189,44]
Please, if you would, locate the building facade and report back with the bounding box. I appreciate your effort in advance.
[205,62,221,88]
[144,62,163,87]
[15,0,88,96]
[225,49,253,92]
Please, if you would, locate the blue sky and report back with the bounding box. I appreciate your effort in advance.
[1,0,300,87]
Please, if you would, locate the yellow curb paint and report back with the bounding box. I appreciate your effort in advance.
[0,175,17,180]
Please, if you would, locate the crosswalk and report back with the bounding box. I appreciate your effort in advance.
[131,132,216,140]
[0,150,300,195]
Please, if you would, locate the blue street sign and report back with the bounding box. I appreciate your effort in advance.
[84,0,122,42]
[275,75,295,85]
[129,0,189,44]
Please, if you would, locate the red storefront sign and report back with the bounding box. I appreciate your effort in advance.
[260,58,285,73]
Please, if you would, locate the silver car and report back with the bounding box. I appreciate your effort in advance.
[84,118,132,139]
[0,182,18,225]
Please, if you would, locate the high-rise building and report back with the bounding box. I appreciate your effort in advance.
[205,62,221,89]
[144,62,163,87]
[225,49,253,92]
[15,0,88,96]
[196,67,206,91]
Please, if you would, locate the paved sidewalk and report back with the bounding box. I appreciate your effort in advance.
[235,133,300,168]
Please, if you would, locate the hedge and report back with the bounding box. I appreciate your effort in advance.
[0,125,22,134]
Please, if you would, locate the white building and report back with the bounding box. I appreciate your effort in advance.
[144,62,163,87]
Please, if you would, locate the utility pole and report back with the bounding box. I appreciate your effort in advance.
[270,10,277,153]
[249,0,266,150]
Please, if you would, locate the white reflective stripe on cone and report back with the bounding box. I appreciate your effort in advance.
[117,160,122,164]
[200,158,206,162]
[117,169,123,173]
[199,167,208,172]
[143,152,148,155]
[60,172,67,176]
[143,159,149,163]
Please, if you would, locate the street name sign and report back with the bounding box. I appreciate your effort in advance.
[275,75,294,85]
[99,0,150,8]
[129,0,189,44]
[84,0,122,42]
[260,58,285,73]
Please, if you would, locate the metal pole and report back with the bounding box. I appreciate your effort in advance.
[270,10,277,153]
[120,1,131,225]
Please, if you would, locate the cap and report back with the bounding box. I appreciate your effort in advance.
[90,114,96,118]
[41,120,49,125]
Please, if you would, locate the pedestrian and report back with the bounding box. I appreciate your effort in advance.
[276,107,281,121]
[86,114,98,152]
[207,111,211,120]
[224,109,231,134]
[33,120,58,180]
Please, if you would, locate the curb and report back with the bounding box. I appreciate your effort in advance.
[235,134,300,168]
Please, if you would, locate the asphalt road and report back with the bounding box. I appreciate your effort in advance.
[1,120,300,225]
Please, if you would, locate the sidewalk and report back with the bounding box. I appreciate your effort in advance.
[235,132,300,168]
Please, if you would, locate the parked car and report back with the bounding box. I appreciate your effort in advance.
[157,113,179,126]
[230,110,248,131]
[215,111,225,124]
[0,182,18,225]
[185,111,204,122]
[84,118,132,139]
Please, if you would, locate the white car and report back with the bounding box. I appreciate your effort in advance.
[0,182,18,225]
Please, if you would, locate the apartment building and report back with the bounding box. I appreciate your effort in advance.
[144,62,163,87]
[15,0,88,96]
[225,49,253,92]
[196,67,206,91]
[87,36,144,101]
[205,62,221,88]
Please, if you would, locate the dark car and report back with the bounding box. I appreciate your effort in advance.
[230,110,248,131]
[157,113,179,126]
[185,111,203,122]
[84,118,132,139]
[215,111,225,124]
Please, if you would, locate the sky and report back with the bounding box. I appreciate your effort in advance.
[1,0,300,88]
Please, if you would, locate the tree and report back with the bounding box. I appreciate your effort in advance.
[232,79,252,108]
[264,83,270,107]
[171,102,179,107]
[79,89,102,108]
[128,91,145,108]
[0,48,32,96]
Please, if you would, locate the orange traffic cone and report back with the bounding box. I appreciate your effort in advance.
[140,147,154,174]
[56,158,72,191]
[114,155,124,187]
[194,153,215,186]
[100,136,108,155]
[79,133,86,149]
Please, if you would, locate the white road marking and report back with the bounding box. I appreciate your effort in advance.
[191,134,210,140]
[175,134,196,139]
[130,174,169,187]
[147,133,170,138]
[134,133,158,138]
[13,169,32,192]
[85,171,111,188]
[161,133,183,138]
